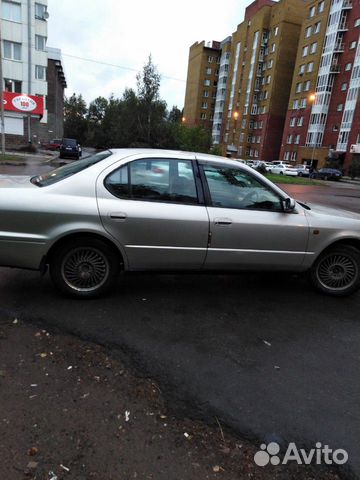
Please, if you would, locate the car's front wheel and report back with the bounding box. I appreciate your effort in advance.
[50,237,121,298]
[310,245,360,296]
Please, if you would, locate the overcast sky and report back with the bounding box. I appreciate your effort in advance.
[47,0,246,110]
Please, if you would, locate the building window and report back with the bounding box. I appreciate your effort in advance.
[299,64,305,75]
[302,45,309,57]
[200,113,207,120]
[345,63,352,71]
[203,90,209,98]
[294,134,301,144]
[266,75,271,84]
[354,18,360,27]
[287,135,293,144]
[341,83,347,91]
[290,117,296,127]
[35,3,47,20]
[307,62,314,72]
[310,42,317,54]
[3,40,21,60]
[207,56,214,63]
[296,82,302,93]
[4,78,22,93]
[309,6,316,18]
[284,152,290,161]
[291,151,298,161]
[274,26,279,36]
[350,41,357,49]
[201,102,208,109]
[337,104,343,111]
[304,80,311,91]
[293,99,299,109]
[204,79,210,86]
[1,1,21,22]
[35,34,46,51]
[297,116,304,126]
[314,22,321,34]
[300,98,307,108]
[258,121,263,129]
[35,65,46,80]
[268,59,273,68]
[318,1,324,13]
[271,43,276,53]
[306,26,312,38]
[205,67,212,75]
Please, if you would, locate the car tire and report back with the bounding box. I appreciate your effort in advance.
[280,171,283,175]
[298,172,303,177]
[310,245,360,296]
[50,237,121,298]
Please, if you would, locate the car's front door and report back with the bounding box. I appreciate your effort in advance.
[199,161,310,270]
[96,154,209,270]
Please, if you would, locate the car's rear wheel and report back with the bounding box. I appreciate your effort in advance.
[310,245,360,296]
[50,237,120,298]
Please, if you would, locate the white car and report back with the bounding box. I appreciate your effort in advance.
[295,165,311,177]
[268,164,298,176]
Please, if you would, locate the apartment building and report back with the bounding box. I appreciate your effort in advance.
[183,0,305,160]
[281,0,360,172]
[183,40,221,131]
[222,0,305,160]
[1,0,50,146]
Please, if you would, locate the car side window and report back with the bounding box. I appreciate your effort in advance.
[105,158,199,205]
[202,164,282,211]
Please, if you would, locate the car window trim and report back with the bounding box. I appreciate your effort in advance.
[104,157,205,207]
[197,160,286,213]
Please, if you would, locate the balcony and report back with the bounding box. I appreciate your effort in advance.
[333,42,345,52]
[330,63,341,73]
[341,0,352,9]
[258,54,264,62]
[338,20,349,31]
[256,70,263,77]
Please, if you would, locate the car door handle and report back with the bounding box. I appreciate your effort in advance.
[109,212,127,221]
[214,217,232,226]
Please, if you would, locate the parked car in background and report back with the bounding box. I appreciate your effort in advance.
[268,164,298,176]
[264,162,273,172]
[1,149,359,298]
[41,139,62,151]
[295,165,311,177]
[59,138,81,160]
[311,168,342,181]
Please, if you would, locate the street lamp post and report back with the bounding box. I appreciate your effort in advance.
[0,5,6,155]
[309,93,316,167]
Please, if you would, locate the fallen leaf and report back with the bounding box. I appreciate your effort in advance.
[27,447,39,456]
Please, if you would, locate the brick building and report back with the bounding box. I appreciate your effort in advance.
[183,0,305,160]
[183,40,221,131]
[280,0,360,173]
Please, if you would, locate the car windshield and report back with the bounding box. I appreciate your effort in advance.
[63,138,77,146]
[31,151,112,187]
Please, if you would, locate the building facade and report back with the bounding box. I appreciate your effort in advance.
[183,40,221,131]
[280,0,360,172]
[1,0,65,148]
[183,0,305,160]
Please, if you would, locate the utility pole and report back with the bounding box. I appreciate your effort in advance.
[0,1,6,155]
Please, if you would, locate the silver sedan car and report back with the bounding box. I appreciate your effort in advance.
[1,149,359,298]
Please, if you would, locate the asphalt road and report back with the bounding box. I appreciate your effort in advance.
[0,169,359,477]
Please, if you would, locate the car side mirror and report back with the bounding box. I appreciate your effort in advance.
[282,197,296,212]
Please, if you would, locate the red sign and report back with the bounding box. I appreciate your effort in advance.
[3,91,44,116]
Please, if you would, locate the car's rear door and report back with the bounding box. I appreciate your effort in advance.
[198,160,310,270]
[96,153,209,270]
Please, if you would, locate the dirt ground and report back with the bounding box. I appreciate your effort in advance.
[0,317,342,480]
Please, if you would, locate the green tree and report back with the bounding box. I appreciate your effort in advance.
[168,106,183,124]
[136,55,167,146]
[172,124,212,153]
[64,93,88,144]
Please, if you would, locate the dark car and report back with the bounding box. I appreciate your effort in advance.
[41,139,62,151]
[311,168,342,181]
[59,138,81,159]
